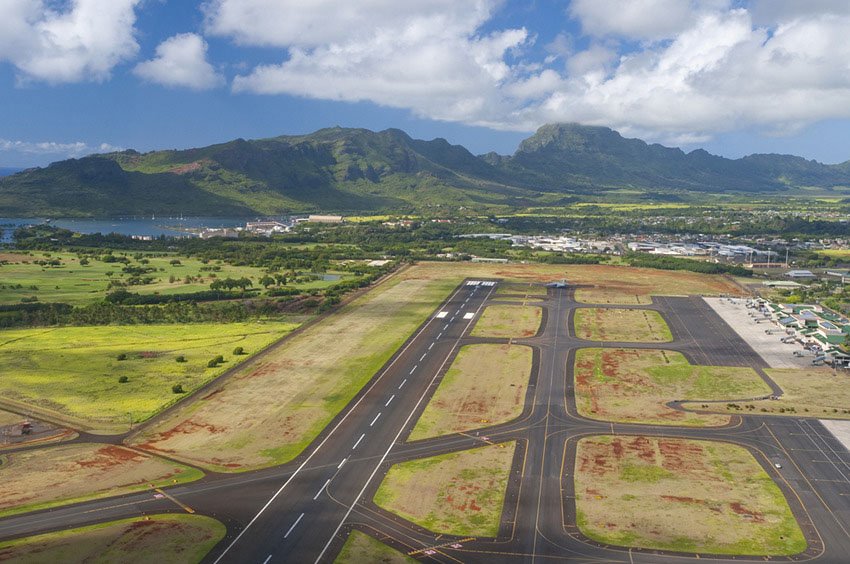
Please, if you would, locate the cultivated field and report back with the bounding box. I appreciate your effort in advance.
[0,322,297,432]
[0,514,225,563]
[574,435,806,555]
[574,349,771,426]
[470,304,542,339]
[409,344,532,440]
[682,367,850,419]
[335,531,414,564]
[374,442,516,537]
[573,308,672,342]
[131,275,459,472]
[0,444,203,517]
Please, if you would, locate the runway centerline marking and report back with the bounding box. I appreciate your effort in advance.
[437,332,443,339]
[352,434,366,450]
[313,479,331,500]
[420,353,427,361]
[385,395,395,407]
[410,366,417,375]
[428,342,434,350]
[399,379,407,389]
[337,457,348,470]
[262,555,272,564]
[370,413,382,427]
[284,513,304,539]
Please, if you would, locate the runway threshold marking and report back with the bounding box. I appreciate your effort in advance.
[370,413,382,426]
[284,513,304,539]
[153,488,194,514]
[352,434,366,450]
[408,537,476,555]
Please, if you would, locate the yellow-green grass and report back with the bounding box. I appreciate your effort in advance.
[574,435,806,556]
[0,251,350,305]
[399,262,742,305]
[409,344,532,440]
[682,368,850,419]
[335,531,415,564]
[470,305,541,339]
[0,409,21,426]
[374,443,515,537]
[816,249,850,259]
[573,308,672,342]
[0,444,203,517]
[494,283,547,296]
[0,514,224,564]
[131,275,460,472]
[0,322,297,433]
[574,349,771,426]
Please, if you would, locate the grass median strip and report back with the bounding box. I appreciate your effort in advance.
[131,275,458,472]
[0,322,297,433]
[0,443,203,518]
[574,435,806,555]
[409,344,532,440]
[0,514,225,563]
[470,304,541,339]
[374,442,516,537]
[574,308,672,342]
[334,530,415,564]
[574,348,771,426]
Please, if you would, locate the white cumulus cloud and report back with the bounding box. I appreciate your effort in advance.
[134,33,224,90]
[0,139,121,158]
[0,0,140,84]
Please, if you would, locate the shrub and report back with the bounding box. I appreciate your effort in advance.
[118,375,129,383]
[175,355,186,363]
[117,353,128,361]
[233,346,244,355]
[172,384,185,394]
[207,359,218,368]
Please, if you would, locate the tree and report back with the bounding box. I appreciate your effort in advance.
[259,275,275,288]
[175,355,186,363]
[233,346,244,355]
[172,383,185,394]
[118,375,129,383]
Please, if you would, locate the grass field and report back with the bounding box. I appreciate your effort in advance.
[682,368,850,419]
[574,435,806,555]
[131,275,460,472]
[574,349,771,426]
[0,514,225,563]
[0,409,21,426]
[409,344,532,440]
[470,304,542,339]
[817,249,850,259]
[494,283,548,297]
[335,531,415,563]
[0,322,297,433]
[400,262,742,305]
[374,442,516,537]
[0,251,348,305]
[0,444,203,517]
[573,308,672,342]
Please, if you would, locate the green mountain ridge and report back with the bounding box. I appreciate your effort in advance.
[2,123,848,217]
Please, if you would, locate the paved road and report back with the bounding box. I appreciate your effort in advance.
[2,282,850,563]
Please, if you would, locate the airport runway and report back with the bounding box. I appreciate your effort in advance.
[2,280,850,563]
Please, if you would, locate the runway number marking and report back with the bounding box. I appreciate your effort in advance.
[283,513,304,539]
[370,413,381,427]
[352,434,365,450]
[313,479,331,500]
[385,395,395,407]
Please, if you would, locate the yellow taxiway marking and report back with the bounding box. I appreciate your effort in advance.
[408,537,476,556]
[154,488,194,514]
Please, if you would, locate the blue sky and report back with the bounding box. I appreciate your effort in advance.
[2,0,850,168]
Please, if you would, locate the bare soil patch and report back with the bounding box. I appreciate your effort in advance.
[574,308,672,342]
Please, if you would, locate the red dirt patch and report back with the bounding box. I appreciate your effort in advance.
[75,446,147,470]
[730,502,765,523]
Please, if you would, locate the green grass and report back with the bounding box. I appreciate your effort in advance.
[470,304,542,339]
[0,514,225,563]
[0,321,297,432]
[374,443,515,537]
[335,531,416,563]
[0,251,350,305]
[573,308,672,342]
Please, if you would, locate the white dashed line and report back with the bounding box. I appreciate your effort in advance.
[437,332,443,339]
[410,366,417,375]
[428,342,434,350]
[443,324,449,330]
[370,413,381,427]
[420,353,427,361]
[399,379,407,389]
[284,513,304,538]
[337,457,348,469]
[385,395,395,407]
[313,479,331,500]
[263,555,272,564]
[352,434,365,450]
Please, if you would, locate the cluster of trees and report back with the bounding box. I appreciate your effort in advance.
[625,253,753,277]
